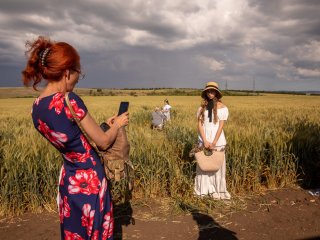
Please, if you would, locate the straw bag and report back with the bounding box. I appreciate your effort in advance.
[65,93,134,190]
[194,146,225,172]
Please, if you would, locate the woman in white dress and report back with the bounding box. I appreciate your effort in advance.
[194,82,231,199]
[162,99,172,121]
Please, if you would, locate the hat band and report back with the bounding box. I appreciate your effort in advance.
[206,85,219,89]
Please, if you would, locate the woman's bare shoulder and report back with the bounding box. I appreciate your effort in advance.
[217,102,227,109]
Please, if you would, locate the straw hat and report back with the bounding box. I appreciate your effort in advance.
[201,81,222,99]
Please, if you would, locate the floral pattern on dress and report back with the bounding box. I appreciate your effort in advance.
[62,151,90,164]
[81,204,95,237]
[99,178,107,212]
[59,195,71,223]
[62,135,95,165]
[32,92,113,240]
[64,230,85,240]
[65,99,86,120]
[49,92,65,114]
[34,97,41,106]
[59,165,66,186]
[102,207,114,240]
[92,230,99,240]
[68,169,100,195]
[37,119,67,148]
[81,135,96,166]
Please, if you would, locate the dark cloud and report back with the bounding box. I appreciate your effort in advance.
[0,0,319,91]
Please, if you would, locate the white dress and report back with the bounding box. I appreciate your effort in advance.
[194,107,231,199]
[163,104,172,121]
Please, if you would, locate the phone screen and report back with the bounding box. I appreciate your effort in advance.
[118,101,129,116]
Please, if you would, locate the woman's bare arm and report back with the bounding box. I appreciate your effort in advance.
[80,111,129,150]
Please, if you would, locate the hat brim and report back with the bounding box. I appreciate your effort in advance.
[201,87,222,99]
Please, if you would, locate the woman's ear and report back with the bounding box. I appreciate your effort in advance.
[64,69,70,80]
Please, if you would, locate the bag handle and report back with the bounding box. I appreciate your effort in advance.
[65,92,104,162]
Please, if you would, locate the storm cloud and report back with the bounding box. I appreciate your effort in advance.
[0,0,319,90]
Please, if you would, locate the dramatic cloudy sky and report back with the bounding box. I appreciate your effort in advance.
[1,0,320,90]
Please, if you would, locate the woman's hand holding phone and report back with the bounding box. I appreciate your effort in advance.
[114,112,129,128]
[104,102,129,129]
[105,112,129,128]
[115,101,129,128]
[106,115,117,126]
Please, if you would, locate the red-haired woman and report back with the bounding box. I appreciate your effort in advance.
[194,82,231,200]
[22,36,128,240]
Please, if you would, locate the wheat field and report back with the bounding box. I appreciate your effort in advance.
[0,93,319,216]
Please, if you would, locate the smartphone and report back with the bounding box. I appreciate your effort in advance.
[118,101,129,116]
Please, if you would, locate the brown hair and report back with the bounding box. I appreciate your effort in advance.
[22,36,80,90]
[198,90,221,124]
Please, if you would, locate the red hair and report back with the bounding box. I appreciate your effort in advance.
[22,36,80,90]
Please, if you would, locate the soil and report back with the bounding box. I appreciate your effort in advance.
[0,187,319,240]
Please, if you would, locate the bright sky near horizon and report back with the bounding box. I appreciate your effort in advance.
[0,0,319,91]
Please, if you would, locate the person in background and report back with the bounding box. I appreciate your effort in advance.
[22,35,129,240]
[194,82,231,200]
[151,107,166,130]
[162,99,172,122]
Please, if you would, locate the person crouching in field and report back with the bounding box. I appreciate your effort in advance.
[151,107,166,130]
[22,35,129,240]
[194,82,231,200]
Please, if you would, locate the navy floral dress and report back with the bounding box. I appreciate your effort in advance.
[32,92,113,240]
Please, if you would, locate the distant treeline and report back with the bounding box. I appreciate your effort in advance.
[84,88,320,96]
[228,89,320,96]
[82,88,265,96]
[0,87,318,99]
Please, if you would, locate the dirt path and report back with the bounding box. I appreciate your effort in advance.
[0,188,319,240]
